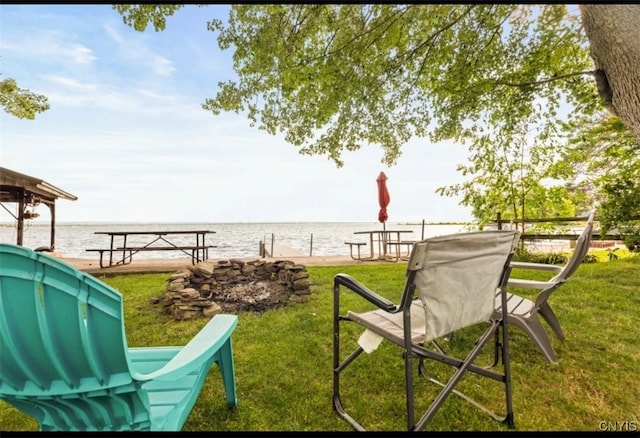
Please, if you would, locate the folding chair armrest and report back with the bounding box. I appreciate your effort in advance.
[334,273,396,312]
[510,261,563,273]
[131,314,238,382]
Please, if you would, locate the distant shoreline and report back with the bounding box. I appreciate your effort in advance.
[401,221,474,226]
[1,220,474,226]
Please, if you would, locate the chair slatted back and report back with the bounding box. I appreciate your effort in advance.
[0,243,148,430]
[554,210,596,283]
[0,244,132,395]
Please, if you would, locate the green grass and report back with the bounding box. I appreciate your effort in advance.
[1,251,639,431]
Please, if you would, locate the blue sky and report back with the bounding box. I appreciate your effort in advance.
[1,4,474,223]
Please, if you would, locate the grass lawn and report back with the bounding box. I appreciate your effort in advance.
[1,250,638,431]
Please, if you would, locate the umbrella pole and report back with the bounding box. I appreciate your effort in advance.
[382,221,387,258]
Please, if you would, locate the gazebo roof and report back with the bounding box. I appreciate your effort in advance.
[0,167,77,205]
[0,166,77,249]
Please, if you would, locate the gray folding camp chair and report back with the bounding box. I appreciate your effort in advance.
[495,209,596,364]
[333,230,521,431]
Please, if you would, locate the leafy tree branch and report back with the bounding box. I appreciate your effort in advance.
[0,77,49,120]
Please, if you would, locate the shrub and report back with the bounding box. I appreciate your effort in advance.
[582,253,599,263]
[513,247,568,264]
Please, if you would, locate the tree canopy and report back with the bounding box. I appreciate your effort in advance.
[115,4,604,167]
[563,112,640,247]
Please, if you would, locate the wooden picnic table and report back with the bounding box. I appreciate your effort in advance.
[86,230,216,268]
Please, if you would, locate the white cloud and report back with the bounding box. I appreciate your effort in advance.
[67,43,96,65]
[103,22,124,44]
[150,55,175,77]
[103,29,176,78]
[45,75,99,91]
[0,32,96,65]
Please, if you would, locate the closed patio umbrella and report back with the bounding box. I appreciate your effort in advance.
[377,171,390,231]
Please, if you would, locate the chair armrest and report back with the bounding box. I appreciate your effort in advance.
[130,314,238,382]
[510,261,563,273]
[507,277,557,290]
[334,273,397,312]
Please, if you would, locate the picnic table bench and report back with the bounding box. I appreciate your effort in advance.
[86,230,216,268]
[344,241,368,261]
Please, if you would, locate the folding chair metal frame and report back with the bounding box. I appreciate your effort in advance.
[332,230,520,431]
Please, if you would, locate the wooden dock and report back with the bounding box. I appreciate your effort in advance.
[260,242,306,258]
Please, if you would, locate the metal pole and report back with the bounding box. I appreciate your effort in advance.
[309,233,313,257]
[17,191,25,246]
[49,203,56,250]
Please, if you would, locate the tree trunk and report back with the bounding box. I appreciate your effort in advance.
[580,5,640,142]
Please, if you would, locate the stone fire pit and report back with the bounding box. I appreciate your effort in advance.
[162,258,311,320]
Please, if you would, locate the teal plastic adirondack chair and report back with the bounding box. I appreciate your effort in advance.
[0,243,238,431]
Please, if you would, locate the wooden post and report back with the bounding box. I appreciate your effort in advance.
[49,203,56,250]
[17,191,25,246]
[270,233,274,258]
[497,212,502,230]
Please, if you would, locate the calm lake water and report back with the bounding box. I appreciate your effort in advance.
[0,222,471,260]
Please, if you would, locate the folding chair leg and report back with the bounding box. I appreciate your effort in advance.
[491,326,501,368]
[415,322,514,430]
[333,299,368,431]
[333,341,368,431]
